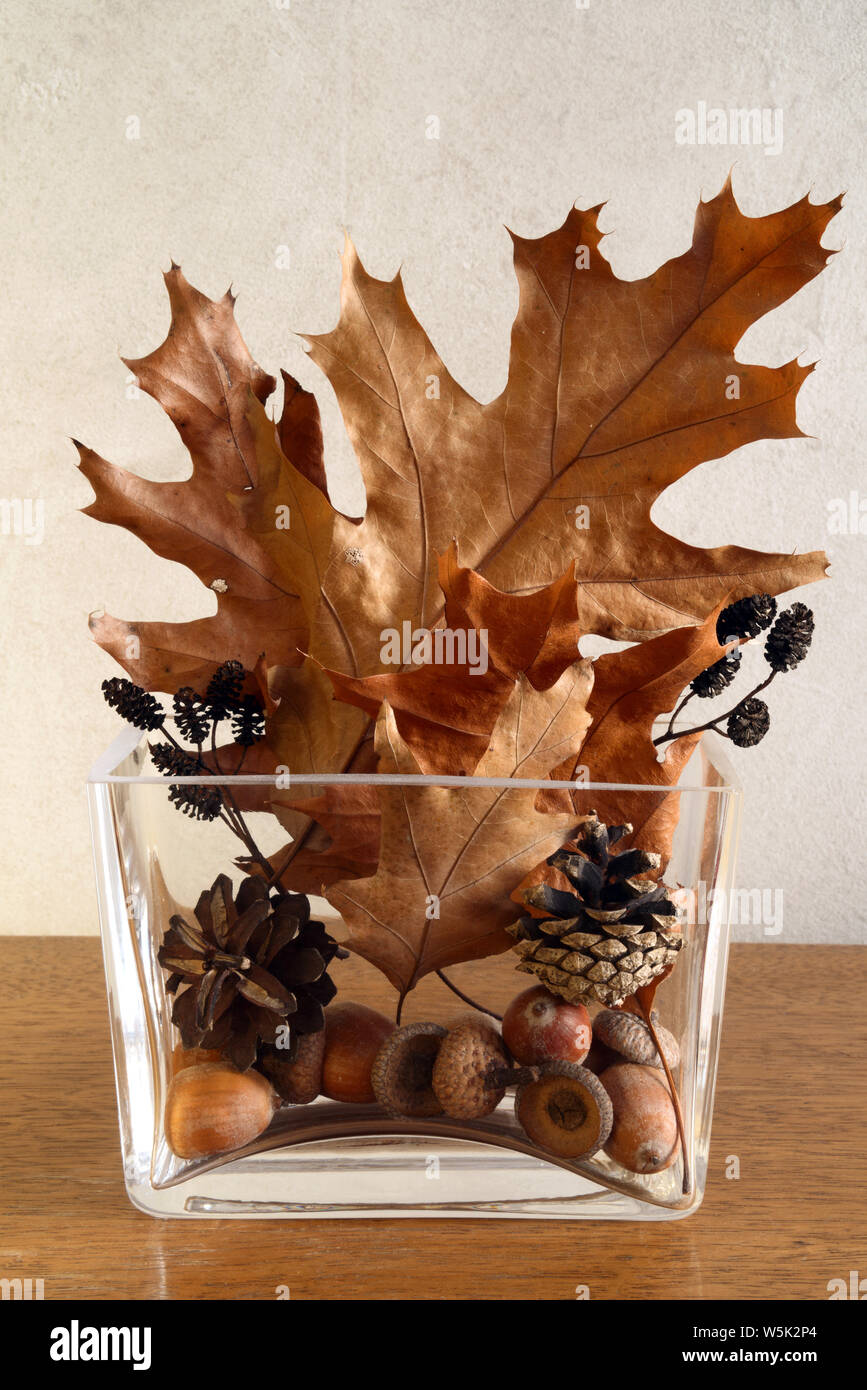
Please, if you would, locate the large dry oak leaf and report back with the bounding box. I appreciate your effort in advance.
[308,181,836,642]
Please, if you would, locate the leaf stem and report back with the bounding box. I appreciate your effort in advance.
[436,970,503,1021]
[635,998,691,1197]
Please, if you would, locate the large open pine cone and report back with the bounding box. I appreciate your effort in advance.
[159,874,344,1070]
[507,816,684,1007]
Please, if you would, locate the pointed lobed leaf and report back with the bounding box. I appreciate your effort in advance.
[323,547,587,775]
[309,184,837,644]
[79,268,307,689]
[327,670,594,994]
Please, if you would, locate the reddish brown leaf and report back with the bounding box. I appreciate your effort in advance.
[327,671,595,995]
[323,548,587,774]
[277,370,329,500]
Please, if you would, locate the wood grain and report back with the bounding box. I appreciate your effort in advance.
[0,938,864,1301]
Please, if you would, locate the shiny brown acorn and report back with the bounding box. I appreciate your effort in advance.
[321,1002,396,1104]
[171,1043,225,1074]
[165,1063,277,1159]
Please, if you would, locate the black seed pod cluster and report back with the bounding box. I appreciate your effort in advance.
[168,783,223,821]
[205,659,246,720]
[172,687,211,745]
[661,594,816,756]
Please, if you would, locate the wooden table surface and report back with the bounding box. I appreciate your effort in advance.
[1,938,864,1301]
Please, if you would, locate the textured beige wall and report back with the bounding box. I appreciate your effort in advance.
[1,0,864,939]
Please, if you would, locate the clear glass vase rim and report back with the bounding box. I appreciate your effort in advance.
[87,724,742,795]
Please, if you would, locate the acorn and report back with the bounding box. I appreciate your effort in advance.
[321,1002,395,1104]
[583,1037,620,1075]
[371,1022,448,1117]
[259,1030,326,1105]
[165,1063,277,1159]
[171,1044,225,1074]
[431,1014,510,1119]
[593,1009,681,1070]
[600,1063,680,1174]
[515,1063,613,1159]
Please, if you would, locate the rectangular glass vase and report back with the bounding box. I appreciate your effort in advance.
[87,725,741,1219]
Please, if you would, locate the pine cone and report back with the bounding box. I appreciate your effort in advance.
[716,593,777,643]
[764,602,814,672]
[727,696,770,748]
[506,816,684,1008]
[159,874,344,1071]
[690,650,741,699]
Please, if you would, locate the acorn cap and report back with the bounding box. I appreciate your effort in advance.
[431,1014,510,1119]
[593,1008,681,1070]
[515,1062,613,1159]
[259,1029,326,1105]
[371,1022,448,1117]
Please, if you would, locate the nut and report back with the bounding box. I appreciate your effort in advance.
[371,1022,448,1117]
[259,1030,326,1105]
[593,1008,681,1070]
[321,1002,395,1104]
[171,1044,225,1074]
[165,1063,277,1159]
[431,1014,510,1118]
[515,1062,613,1159]
[600,1062,680,1174]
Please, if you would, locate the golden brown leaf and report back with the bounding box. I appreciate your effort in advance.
[323,546,585,774]
[327,670,595,995]
[79,267,305,687]
[309,183,836,644]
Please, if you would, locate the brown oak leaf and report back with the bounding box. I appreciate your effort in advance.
[327,669,594,996]
[78,267,305,689]
[513,601,736,913]
[308,182,835,644]
[323,545,585,774]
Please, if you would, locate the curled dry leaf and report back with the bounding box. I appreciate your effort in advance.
[327,668,594,996]
[241,783,382,893]
[513,602,737,924]
[324,544,584,775]
[545,600,737,854]
[306,181,834,645]
[83,182,835,698]
[79,267,305,691]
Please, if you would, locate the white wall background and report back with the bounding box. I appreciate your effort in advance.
[1,0,864,939]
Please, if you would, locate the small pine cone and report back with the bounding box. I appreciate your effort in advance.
[172,687,211,744]
[205,660,245,720]
[727,697,770,748]
[102,677,165,731]
[764,603,814,673]
[231,694,266,746]
[716,594,777,644]
[168,783,223,821]
[150,743,200,777]
[690,650,741,699]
